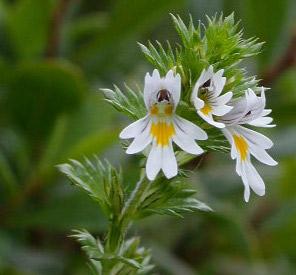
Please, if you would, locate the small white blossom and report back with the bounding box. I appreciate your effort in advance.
[120,69,207,181]
[191,66,233,128]
[219,88,277,202]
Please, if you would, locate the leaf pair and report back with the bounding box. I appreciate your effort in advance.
[71,229,153,275]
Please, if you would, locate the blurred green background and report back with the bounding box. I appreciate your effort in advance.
[0,0,296,274]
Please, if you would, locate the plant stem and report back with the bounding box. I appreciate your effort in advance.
[120,176,150,231]
[106,176,150,253]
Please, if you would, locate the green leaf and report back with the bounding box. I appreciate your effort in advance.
[137,177,212,218]
[71,229,104,258]
[71,229,104,275]
[7,191,107,231]
[58,157,124,217]
[6,0,55,59]
[243,0,289,67]
[0,152,18,195]
[64,127,118,160]
[138,41,176,76]
[102,85,146,120]
[5,61,86,140]
[140,13,263,103]
[73,0,185,77]
[72,230,153,274]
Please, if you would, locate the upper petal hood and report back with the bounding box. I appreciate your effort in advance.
[144,69,181,110]
[220,87,267,126]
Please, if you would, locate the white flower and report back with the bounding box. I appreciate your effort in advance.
[191,65,233,128]
[120,69,208,181]
[219,88,277,202]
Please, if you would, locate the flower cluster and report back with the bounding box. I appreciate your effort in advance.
[120,66,277,202]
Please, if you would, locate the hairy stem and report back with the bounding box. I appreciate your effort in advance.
[105,176,150,253]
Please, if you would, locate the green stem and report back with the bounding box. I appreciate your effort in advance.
[120,176,150,231]
[106,176,150,254]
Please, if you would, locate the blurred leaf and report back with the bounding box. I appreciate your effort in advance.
[73,0,184,77]
[271,69,296,125]
[7,190,108,231]
[5,61,86,140]
[261,198,296,259]
[0,153,18,194]
[6,0,56,59]
[242,0,289,67]
[65,127,118,160]
[0,230,65,274]
[66,12,108,48]
[149,243,196,275]
[0,152,18,194]
[36,115,69,179]
[55,93,117,158]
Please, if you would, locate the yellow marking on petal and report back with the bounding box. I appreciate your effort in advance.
[165,105,173,115]
[233,134,248,161]
[200,104,212,115]
[151,122,175,147]
[150,105,158,115]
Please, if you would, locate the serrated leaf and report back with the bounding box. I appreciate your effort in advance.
[101,84,146,120]
[58,157,124,216]
[137,177,212,218]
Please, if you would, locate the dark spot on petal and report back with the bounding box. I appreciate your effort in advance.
[157,89,171,102]
[201,79,211,88]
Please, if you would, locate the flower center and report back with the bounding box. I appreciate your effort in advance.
[150,121,175,147]
[199,88,212,115]
[157,89,171,102]
[150,89,174,116]
[233,134,248,161]
[200,104,212,115]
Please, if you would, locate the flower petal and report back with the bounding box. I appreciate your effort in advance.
[262,109,272,116]
[174,116,208,140]
[146,143,162,180]
[198,111,226,128]
[221,128,237,159]
[162,143,178,179]
[213,91,233,106]
[173,125,204,155]
[192,96,205,110]
[126,121,152,154]
[212,69,226,96]
[219,97,248,125]
[238,161,251,202]
[198,66,213,86]
[248,116,275,128]
[164,70,181,106]
[119,115,149,139]
[241,161,265,197]
[235,125,273,149]
[212,105,233,116]
[249,145,278,166]
[143,69,161,109]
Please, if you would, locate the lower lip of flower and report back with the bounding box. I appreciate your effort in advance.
[150,121,175,147]
[200,103,212,115]
[233,134,248,161]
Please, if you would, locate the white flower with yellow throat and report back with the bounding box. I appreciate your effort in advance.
[219,88,277,202]
[120,69,208,181]
[191,65,233,128]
